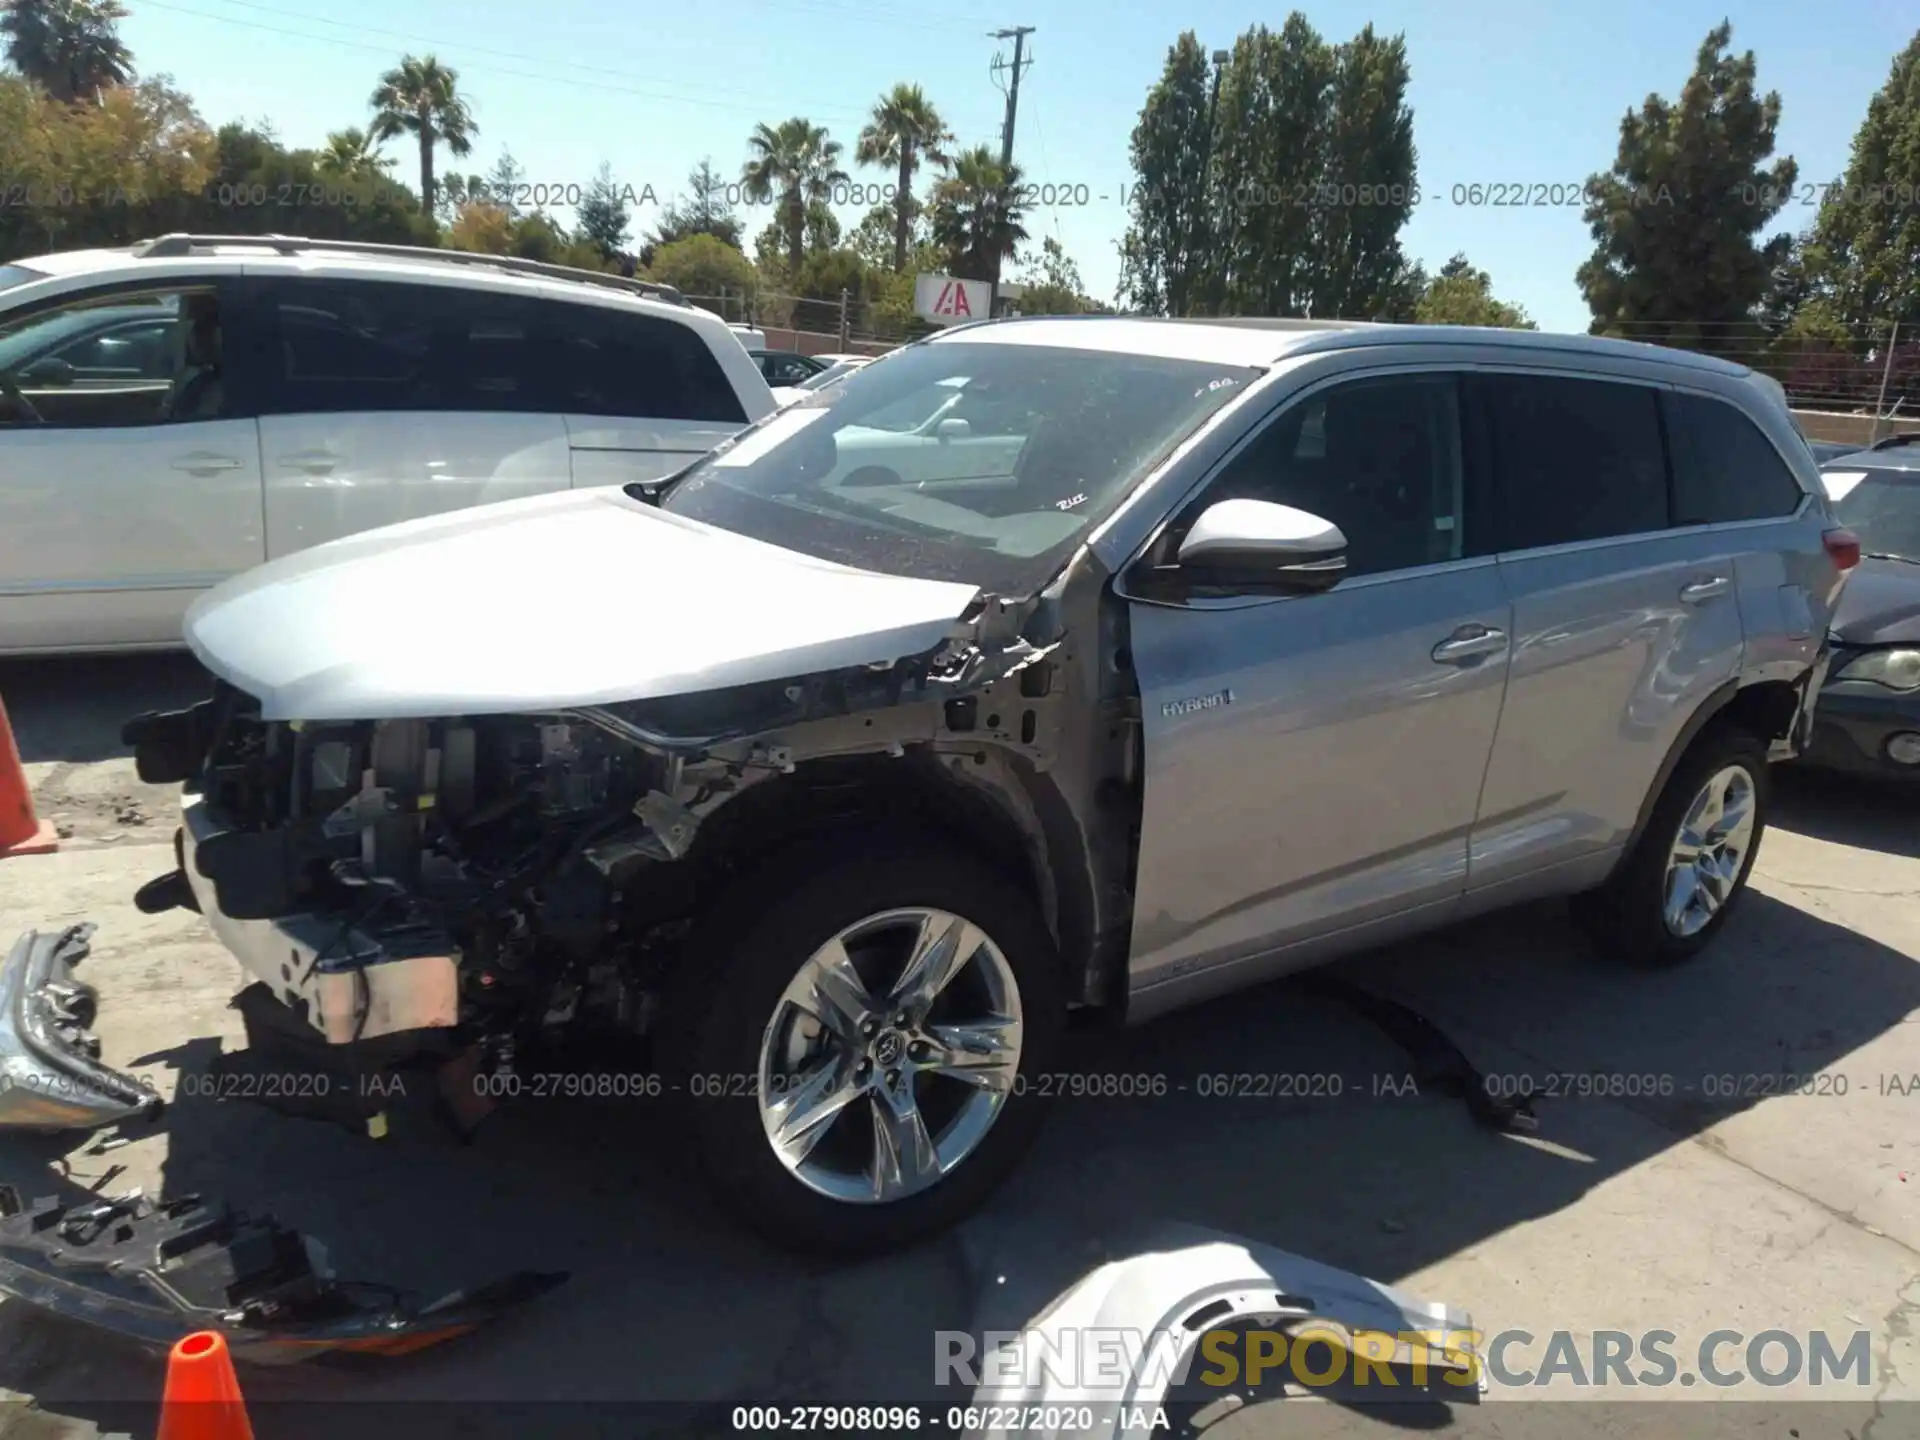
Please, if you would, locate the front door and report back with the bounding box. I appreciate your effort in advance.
[0,280,264,651]
[1124,371,1512,1012]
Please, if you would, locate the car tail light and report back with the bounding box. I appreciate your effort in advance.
[1823,527,1860,571]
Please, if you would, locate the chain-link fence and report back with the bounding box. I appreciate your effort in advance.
[1593,321,1914,445]
[680,289,923,354]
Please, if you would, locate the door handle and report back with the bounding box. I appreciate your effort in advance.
[170,454,242,475]
[1431,626,1509,665]
[279,452,337,475]
[1680,576,1731,604]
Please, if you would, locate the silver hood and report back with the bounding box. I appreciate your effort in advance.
[184,487,983,721]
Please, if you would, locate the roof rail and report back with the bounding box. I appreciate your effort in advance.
[1869,431,1920,450]
[129,233,687,305]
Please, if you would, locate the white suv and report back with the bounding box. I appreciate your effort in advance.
[0,234,777,654]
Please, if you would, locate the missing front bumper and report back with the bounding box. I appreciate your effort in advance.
[0,924,164,1131]
[0,1186,566,1362]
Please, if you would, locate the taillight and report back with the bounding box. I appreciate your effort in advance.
[1823,527,1861,571]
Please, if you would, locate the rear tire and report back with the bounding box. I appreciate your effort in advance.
[1572,723,1770,967]
[658,833,1063,1255]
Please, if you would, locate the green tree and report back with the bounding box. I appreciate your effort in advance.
[482,148,525,218]
[1577,22,1797,351]
[320,127,387,177]
[647,158,743,263]
[740,116,848,274]
[1014,236,1094,314]
[647,232,758,306]
[1123,17,1418,320]
[1,0,132,103]
[368,53,477,214]
[1116,33,1215,315]
[928,145,1028,283]
[855,82,950,273]
[1413,253,1535,327]
[1806,32,1920,331]
[1206,16,1416,318]
[574,161,632,262]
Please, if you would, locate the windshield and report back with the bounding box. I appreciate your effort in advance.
[650,339,1262,593]
[1826,466,1920,561]
[0,264,44,296]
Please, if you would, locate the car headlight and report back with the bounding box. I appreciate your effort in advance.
[1834,648,1920,690]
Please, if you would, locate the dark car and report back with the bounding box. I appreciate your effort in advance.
[1806,435,1920,781]
[1808,438,1867,464]
[747,348,831,387]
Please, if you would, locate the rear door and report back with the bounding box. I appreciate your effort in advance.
[0,278,264,652]
[1465,370,1746,896]
[543,301,750,487]
[248,275,573,557]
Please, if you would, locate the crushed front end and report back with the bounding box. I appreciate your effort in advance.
[118,600,1087,1128]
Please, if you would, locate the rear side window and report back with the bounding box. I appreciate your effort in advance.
[261,279,543,415]
[542,303,747,425]
[1670,391,1806,523]
[1480,373,1670,549]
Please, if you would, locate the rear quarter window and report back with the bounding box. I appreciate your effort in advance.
[541,303,747,425]
[1670,391,1806,524]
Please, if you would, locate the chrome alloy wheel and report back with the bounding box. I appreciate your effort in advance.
[1662,764,1759,938]
[756,908,1024,1205]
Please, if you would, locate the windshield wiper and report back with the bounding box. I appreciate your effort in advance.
[1863,551,1920,565]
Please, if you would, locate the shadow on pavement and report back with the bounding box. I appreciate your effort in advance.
[1,662,1916,1438]
[1771,763,1920,859]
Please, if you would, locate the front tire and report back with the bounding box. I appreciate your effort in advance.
[1572,723,1771,966]
[659,835,1063,1255]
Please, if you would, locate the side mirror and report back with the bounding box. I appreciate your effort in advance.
[1173,498,1347,594]
[19,356,75,387]
[934,417,971,441]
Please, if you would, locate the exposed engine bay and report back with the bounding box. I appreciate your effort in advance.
[118,592,1137,1126]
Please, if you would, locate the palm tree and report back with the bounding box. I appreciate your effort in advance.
[929,146,1029,285]
[854,83,949,273]
[740,117,848,274]
[368,54,476,213]
[318,126,393,181]
[1,0,133,103]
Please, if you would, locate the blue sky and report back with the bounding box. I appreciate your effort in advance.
[121,0,1915,332]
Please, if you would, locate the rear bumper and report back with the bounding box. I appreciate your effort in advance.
[179,794,461,1045]
[0,925,163,1131]
[1797,680,1920,781]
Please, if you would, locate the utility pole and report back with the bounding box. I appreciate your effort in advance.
[1871,320,1901,444]
[988,25,1035,318]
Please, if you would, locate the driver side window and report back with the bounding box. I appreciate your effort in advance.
[0,286,223,429]
[1203,371,1470,579]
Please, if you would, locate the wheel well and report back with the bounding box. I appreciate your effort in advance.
[1713,678,1801,747]
[677,752,1060,943]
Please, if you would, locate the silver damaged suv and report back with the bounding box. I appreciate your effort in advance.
[106,316,1855,1253]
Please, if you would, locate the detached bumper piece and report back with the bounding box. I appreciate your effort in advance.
[0,1186,567,1363]
[0,924,164,1131]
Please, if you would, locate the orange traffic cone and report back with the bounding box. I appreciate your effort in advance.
[0,695,56,858]
[157,1331,254,1440]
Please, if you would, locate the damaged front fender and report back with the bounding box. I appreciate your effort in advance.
[0,925,164,1131]
[963,1224,1482,1439]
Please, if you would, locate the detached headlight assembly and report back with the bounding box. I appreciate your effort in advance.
[1834,648,1920,691]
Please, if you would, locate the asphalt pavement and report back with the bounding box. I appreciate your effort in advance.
[0,651,1915,1439]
